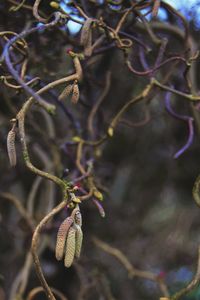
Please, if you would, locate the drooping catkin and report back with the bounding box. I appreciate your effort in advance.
[58,84,73,101]
[7,127,16,167]
[74,224,83,258]
[80,18,93,57]
[64,225,76,268]
[80,18,93,46]
[84,30,92,57]
[55,217,73,261]
[71,84,79,104]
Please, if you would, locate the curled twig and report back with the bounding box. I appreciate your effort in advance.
[93,237,169,297]
[26,286,68,300]
[165,92,194,159]
[31,200,68,300]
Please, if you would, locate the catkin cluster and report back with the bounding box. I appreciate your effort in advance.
[58,80,80,104]
[55,206,83,268]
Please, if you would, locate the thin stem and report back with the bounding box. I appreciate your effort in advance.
[170,246,200,299]
[31,200,67,300]
[2,13,62,106]
[93,237,169,297]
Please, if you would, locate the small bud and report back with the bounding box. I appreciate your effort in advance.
[73,185,79,191]
[7,127,16,167]
[74,210,82,226]
[70,193,81,204]
[93,190,103,201]
[72,136,81,142]
[73,197,81,204]
[64,226,76,268]
[68,202,75,209]
[50,1,60,9]
[107,127,114,137]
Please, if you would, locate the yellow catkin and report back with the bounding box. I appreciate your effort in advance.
[58,84,73,101]
[55,217,73,261]
[75,224,83,258]
[7,128,16,167]
[64,226,76,267]
[71,84,79,104]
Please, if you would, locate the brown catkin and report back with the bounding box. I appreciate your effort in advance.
[64,226,76,267]
[7,128,16,167]
[80,18,93,46]
[55,217,73,261]
[71,84,79,104]
[84,29,92,57]
[58,84,73,101]
[75,224,83,258]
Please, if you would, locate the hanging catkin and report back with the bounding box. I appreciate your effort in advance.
[58,84,73,101]
[7,126,16,167]
[75,224,83,258]
[84,29,92,57]
[80,18,93,57]
[80,18,93,46]
[55,217,73,261]
[71,83,80,104]
[64,225,76,268]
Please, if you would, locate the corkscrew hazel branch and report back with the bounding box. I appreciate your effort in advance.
[87,71,111,138]
[93,237,169,297]
[12,48,84,298]
[165,92,195,159]
[0,192,34,231]
[126,55,187,77]
[26,286,68,300]
[14,51,83,190]
[1,12,64,107]
[152,0,161,18]
[170,246,200,300]
[33,0,47,23]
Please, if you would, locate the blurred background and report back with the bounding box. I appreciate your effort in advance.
[1,1,200,299]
